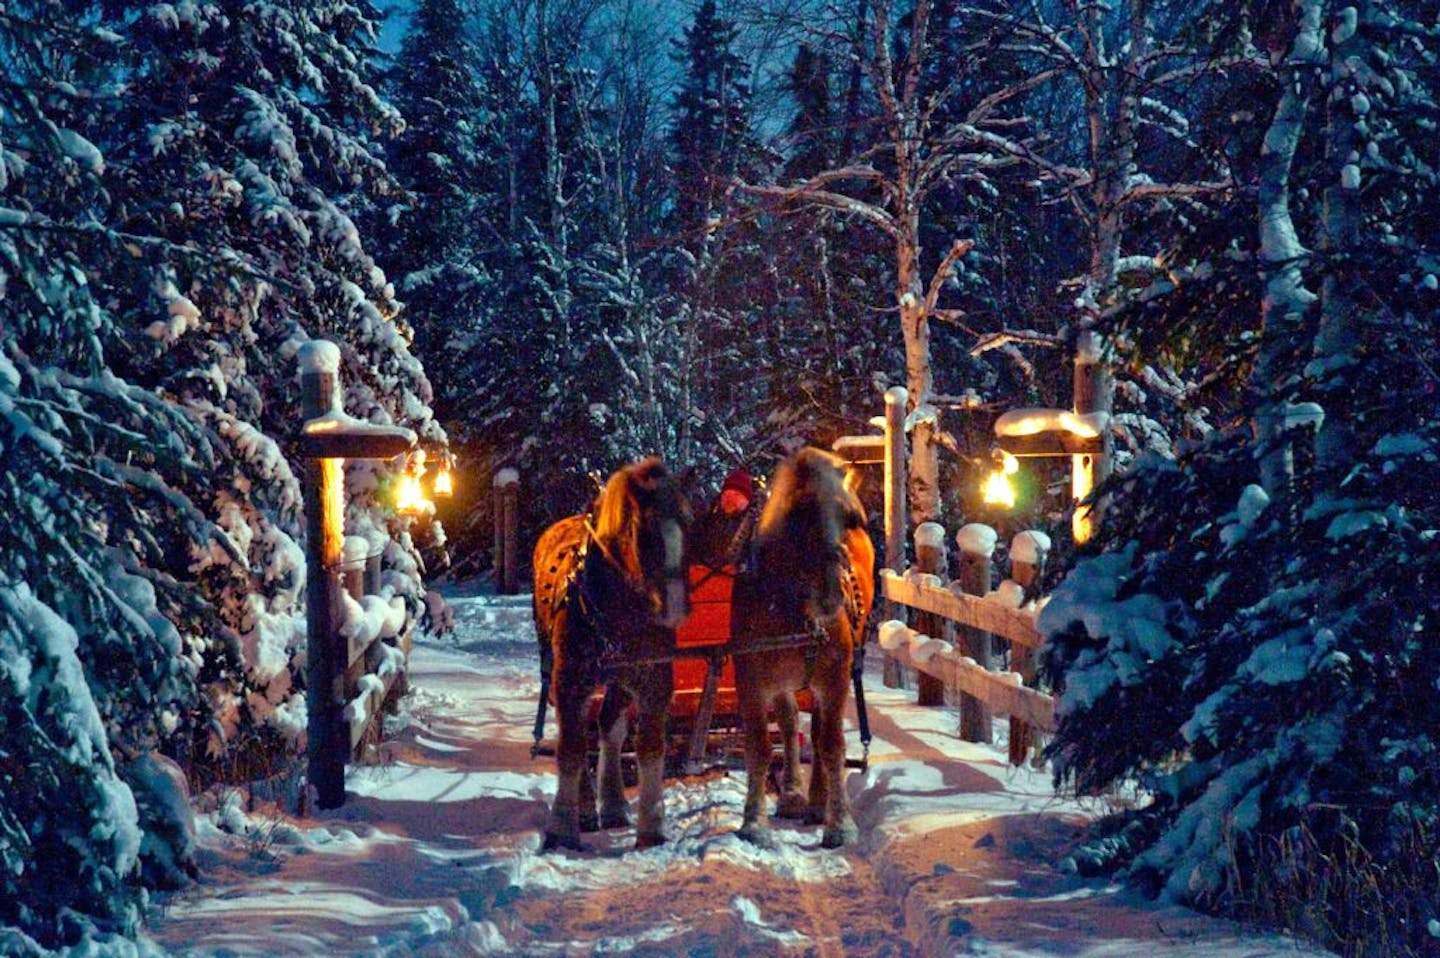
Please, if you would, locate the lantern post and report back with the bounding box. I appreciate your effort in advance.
[297,341,417,810]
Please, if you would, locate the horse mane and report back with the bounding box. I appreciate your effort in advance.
[590,456,668,589]
[756,447,863,544]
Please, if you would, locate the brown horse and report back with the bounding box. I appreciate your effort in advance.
[731,447,875,849]
[531,457,692,851]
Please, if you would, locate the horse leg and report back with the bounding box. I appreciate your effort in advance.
[736,677,777,849]
[631,665,671,850]
[812,681,858,849]
[773,691,808,820]
[596,684,631,829]
[543,683,587,852]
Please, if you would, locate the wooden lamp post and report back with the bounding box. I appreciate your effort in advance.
[296,340,417,810]
[983,332,1112,546]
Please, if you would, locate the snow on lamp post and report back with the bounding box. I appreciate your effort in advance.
[297,340,416,810]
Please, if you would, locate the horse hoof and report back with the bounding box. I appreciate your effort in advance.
[634,830,667,850]
[775,792,808,820]
[820,821,859,849]
[737,825,777,850]
[542,831,584,853]
[579,813,601,833]
[802,807,825,827]
[600,807,631,829]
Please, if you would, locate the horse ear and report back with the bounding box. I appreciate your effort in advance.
[675,464,701,497]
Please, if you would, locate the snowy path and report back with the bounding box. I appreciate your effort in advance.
[147,592,1330,956]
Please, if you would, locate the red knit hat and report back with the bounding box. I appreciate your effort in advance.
[721,469,753,501]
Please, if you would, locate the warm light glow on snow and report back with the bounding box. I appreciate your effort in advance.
[982,451,1019,508]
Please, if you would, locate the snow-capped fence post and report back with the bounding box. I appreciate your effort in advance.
[914,522,948,706]
[493,467,520,594]
[342,536,369,602]
[1006,530,1050,765]
[955,524,996,743]
[297,341,416,810]
[883,385,909,689]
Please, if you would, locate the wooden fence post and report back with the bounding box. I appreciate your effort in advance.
[342,536,368,602]
[493,467,520,594]
[297,341,414,811]
[363,534,383,596]
[955,523,995,743]
[1006,529,1051,765]
[883,386,909,689]
[914,521,948,706]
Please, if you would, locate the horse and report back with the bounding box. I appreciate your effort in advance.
[531,456,692,851]
[731,447,874,849]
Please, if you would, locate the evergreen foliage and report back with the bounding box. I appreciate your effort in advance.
[1,0,440,947]
[1038,3,1440,952]
[667,0,759,236]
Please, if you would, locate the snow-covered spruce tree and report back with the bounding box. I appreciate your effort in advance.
[0,5,212,949]
[451,1,716,534]
[379,0,501,426]
[95,0,446,778]
[1038,3,1440,952]
[666,0,831,470]
[667,0,762,238]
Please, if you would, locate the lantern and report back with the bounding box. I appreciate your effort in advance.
[396,449,431,515]
[433,451,455,497]
[982,449,1019,509]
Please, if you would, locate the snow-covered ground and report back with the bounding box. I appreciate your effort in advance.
[147,590,1333,956]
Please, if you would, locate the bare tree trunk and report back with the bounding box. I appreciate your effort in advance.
[897,207,940,527]
[534,0,573,336]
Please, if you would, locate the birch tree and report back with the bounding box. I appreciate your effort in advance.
[737,0,988,526]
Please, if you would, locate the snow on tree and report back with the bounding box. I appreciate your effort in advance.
[100,0,446,763]
[1038,3,1440,951]
[2,0,443,947]
[379,0,503,426]
[0,7,205,946]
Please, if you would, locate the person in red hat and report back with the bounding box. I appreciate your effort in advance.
[691,468,757,569]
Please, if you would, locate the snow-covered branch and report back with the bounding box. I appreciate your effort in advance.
[968,329,1065,356]
[732,180,899,239]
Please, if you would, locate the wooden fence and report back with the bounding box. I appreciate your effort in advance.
[877,524,1056,766]
[833,401,1060,767]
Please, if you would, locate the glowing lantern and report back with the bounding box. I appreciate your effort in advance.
[982,450,1019,509]
[396,449,431,515]
[433,452,455,497]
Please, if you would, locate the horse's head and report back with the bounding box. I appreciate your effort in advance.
[757,448,867,622]
[591,456,693,629]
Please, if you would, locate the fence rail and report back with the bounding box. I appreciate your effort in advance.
[878,548,1059,761]
[880,571,1043,650]
[877,618,1056,732]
